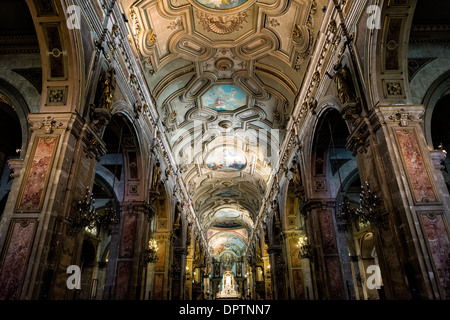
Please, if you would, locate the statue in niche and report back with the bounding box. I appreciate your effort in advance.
[214,262,220,277]
[90,67,115,131]
[327,62,362,123]
[97,67,115,111]
[150,162,161,191]
[148,161,161,204]
[327,62,357,105]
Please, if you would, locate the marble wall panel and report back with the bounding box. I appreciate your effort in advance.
[292,269,304,299]
[0,220,37,299]
[319,210,338,254]
[289,237,301,268]
[154,273,164,300]
[155,241,166,272]
[114,261,132,300]
[325,256,345,300]
[420,213,450,299]
[119,214,137,258]
[395,129,437,203]
[16,136,58,212]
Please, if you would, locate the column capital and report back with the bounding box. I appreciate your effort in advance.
[430,150,447,171]
[28,112,84,135]
[283,229,303,239]
[7,158,23,179]
[301,199,336,212]
[372,104,425,128]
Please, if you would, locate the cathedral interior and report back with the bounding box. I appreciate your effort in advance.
[0,0,449,302]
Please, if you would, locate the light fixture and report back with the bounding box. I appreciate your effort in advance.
[297,235,312,259]
[337,181,386,227]
[145,238,159,263]
[73,187,97,228]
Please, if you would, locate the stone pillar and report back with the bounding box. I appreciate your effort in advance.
[103,223,120,300]
[284,229,306,299]
[347,104,450,299]
[112,201,151,299]
[267,245,288,300]
[144,262,156,300]
[170,248,187,300]
[184,247,193,300]
[304,200,347,300]
[0,112,106,300]
[152,232,171,300]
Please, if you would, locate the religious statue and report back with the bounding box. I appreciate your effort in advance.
[150,162,161,191]
[214,263,220,277]
[328,62,357,105]
[98,67,115,111]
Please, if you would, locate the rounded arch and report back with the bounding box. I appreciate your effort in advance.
[367,0,418,105]
[421,70,450,148]
[100,110,146,203]
[0,78,32,159]
[308,106,356,198]
[360,232,376,259]
[25,0,84,113]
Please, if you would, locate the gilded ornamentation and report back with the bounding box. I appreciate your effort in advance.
[292,24,302,40]
[196,10,249,34]
[46,87,67,105]
[129,7,141,38]
[97,67,115,111]
[146,29,156,44]
[36,116,63,134]
[389,108,414,127]
[327,62,358,105]
[386,82,402,96]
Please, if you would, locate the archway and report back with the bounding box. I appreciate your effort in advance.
[430,94,450,193]
[305,106,358,300]
[78,240,96,300]
[0,96,22,217]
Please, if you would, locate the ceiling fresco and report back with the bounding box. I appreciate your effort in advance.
[121,0,323,259]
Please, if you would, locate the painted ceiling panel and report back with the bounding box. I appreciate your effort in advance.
[123,0,323,258]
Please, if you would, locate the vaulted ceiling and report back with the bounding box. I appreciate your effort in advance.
[120,0,323,259]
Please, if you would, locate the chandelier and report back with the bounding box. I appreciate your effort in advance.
[145,238,159,263]
[337,181,386,227]
[73,187,97,228]
[297,235,312,259]
[73,186,119,230]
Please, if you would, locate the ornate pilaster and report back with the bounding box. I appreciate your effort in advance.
[0,112,107,300]
[346,104,450,299]
[112,201,151,300]
[267,245,287,300]
[303,200,347,300]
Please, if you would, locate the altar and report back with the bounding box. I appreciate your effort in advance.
[217,270,240,299]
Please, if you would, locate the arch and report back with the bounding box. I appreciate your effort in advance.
[421,70,450,148]
[99,111,146,204]
[0,82,31,218]
[309,107,356,198]
[78,239,97,299]
[25,0,84,113]
[367,0,419,106]
[0,78,32,159]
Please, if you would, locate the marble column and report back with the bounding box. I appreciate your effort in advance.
[304,200,347,300]
[0,112,106,300]
[347,104,450,299]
